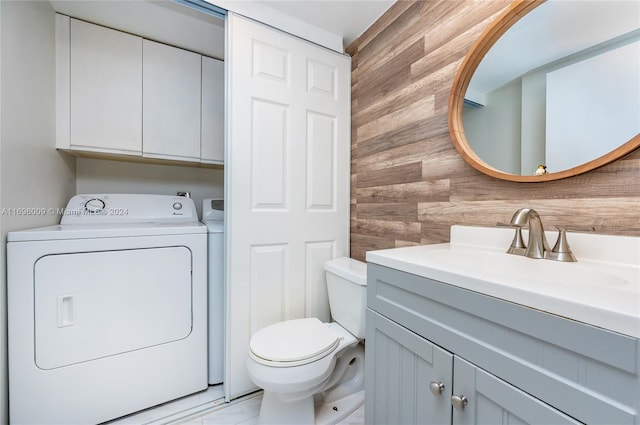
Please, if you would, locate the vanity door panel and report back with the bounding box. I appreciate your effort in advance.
[452,356,582,425]
[365,309,452,425]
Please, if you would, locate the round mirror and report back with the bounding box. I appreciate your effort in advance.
[449,0,640,182]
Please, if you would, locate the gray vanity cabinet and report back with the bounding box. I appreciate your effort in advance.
[365,263,640,425]
[367,310,579,425]
[366,309,453,424]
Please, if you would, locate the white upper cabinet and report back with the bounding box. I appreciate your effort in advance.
[56,15,224,165]
[201,56,225,164]
[65,17,143,155]
[143,40,201,162]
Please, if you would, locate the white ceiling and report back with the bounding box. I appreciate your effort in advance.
[258,0,394,47]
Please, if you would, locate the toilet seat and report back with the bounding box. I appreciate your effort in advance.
[250,318,342,367]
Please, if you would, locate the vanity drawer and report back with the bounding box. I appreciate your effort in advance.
[367,263,640,425]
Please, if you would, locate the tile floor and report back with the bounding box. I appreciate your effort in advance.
[107,385,365,425]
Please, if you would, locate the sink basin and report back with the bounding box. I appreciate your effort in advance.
[422,249,629,288]
[366,225,640,338]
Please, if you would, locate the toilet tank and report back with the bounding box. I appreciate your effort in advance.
[324,257,367,339]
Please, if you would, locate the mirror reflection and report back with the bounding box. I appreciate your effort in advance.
[462,0,640,176]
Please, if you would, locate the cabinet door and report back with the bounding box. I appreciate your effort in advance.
[452,356,582,425]
[201,56,224,164]
[366,310,453,425]
[69,19,142,154]
[143,39,201,161]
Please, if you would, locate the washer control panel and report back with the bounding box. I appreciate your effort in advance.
[61,194,198,225]
[202,198,224,221]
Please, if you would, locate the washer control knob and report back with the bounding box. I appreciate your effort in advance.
[84,198,106,214]
[173,202,183,211]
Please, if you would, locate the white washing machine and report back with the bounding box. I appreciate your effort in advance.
[7,194,208,425]
[202,198,224,385]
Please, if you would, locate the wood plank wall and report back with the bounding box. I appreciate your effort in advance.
[346,0,640,262]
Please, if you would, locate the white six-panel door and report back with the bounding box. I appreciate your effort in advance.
[225,13,351,399]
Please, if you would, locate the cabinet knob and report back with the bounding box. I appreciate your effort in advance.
[429,381,445,396]
[451,394,468,410]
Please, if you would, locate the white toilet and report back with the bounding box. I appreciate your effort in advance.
[246,257,367,425]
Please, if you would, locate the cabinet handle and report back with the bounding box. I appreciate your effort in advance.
[451,394,468,410]
[429,381,445,396]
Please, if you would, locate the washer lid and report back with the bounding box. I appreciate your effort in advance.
[250,318,341,364]
[6,222,205,242]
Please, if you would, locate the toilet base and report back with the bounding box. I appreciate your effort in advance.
[258,388,364,425]
[315,389,364,425]
[257,343,365,425]
[259,390,315,425]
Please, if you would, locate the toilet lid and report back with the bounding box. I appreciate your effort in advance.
[250,318,341,365]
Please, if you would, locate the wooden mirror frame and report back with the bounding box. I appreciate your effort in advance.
[448,0,640,182]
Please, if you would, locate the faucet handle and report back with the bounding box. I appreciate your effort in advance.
[556,225,595,233]
[546,228,577,262]
[496,222,515,228]
[497,222,527,256]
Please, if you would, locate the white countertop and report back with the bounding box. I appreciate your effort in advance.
[366,225,640,339]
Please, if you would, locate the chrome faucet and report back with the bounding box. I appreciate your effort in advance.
[505,208,588,262]
[509,208,551,259]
